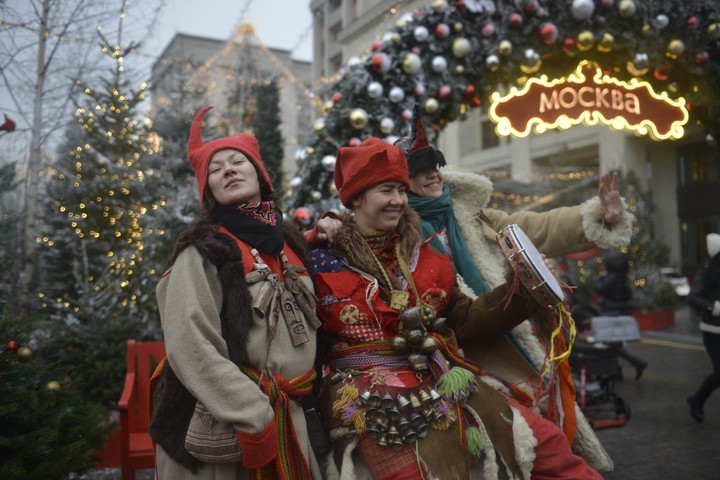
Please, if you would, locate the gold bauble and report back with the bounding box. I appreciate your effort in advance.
[323,100,334,114]
[46,380,62,391]
[709,23,720,40]
[348,108,369,129]
[455,65,465,74]
[432,0,446,12]
[312,118,325,134]
[666,39,685,59]
[424,98,439,114]
[597,33,614,53]
[498,40,513,56]
[306,147,314,156]
[452,38,472,58]
[17,346,32,362]
[617,0,636,18]
[310,190,322,201]
[577,31,594,51]
[454,22,463,32]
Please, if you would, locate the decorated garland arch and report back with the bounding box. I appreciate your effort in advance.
[288,0,720,209]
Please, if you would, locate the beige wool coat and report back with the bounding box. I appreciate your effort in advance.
[154,245,322,480]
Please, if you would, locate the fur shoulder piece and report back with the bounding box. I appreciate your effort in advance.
[442,170,493,211]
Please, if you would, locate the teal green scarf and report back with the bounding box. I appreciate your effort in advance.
[408,185,489,295]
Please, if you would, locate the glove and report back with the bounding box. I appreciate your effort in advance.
[713,300,720,317]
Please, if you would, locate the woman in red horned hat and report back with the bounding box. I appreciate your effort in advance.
[149,106,322,479]
[310,137,602,479]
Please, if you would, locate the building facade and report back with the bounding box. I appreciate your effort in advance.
[150,27,317,186]
[309,0,720,274]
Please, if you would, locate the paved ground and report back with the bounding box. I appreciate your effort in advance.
[590,304,720,480]
[86,305,718,480]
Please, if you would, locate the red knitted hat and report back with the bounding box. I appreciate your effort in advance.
[188,106,273,206]
[334,138,410,208]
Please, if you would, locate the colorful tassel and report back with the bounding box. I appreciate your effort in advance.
[436,366,479,401]
[465,426,485,456]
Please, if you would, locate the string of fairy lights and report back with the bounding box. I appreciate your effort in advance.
[34,4,316,314]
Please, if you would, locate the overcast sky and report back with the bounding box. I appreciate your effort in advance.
[145,0,314,62]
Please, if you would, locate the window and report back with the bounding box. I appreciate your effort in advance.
[678,142,720,186]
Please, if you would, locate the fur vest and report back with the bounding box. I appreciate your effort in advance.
[148,221,312,471]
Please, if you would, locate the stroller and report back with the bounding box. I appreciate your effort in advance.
[569,305,632,429]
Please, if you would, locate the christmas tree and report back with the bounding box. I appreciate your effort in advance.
[0,310,109,479]
[35,29,165,406]
[289,0,720,208]
[250,80,285,196]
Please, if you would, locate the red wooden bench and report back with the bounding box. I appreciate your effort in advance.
[118,339,165,480]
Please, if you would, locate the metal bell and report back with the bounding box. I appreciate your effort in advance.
[416,421,429,438]
[432,409,444,422]
[381,393,395,410]
[397,416,410,432]
[359,390,372,405]
[429,389,441,403]
[408,352,429,371]
[387,405,401,422]
[402,427,418,443]
[406,328,425,345]
[367,391,382,408]
[366,423,382,438]
[430,316,448,333]
[391,435,404,450]
[329,371,344,383]
[409,412,424,429]
[422,408,434,421]
[396,394,410,409]
[377,435,388,447]
[418,389,432,404]
[398,306,423,329]
[366,407,381,423]
[387,425,399,437]
[409,394,422,409]
[419,336,440,354]
[375,413,389,429]
[390,335,409,353]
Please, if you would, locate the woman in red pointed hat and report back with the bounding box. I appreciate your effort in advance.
[149,106,323,479]
[310,136,602,479]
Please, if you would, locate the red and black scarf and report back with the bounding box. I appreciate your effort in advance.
[216,201,284,256]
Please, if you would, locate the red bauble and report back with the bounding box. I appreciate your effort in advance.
[370,41,382,52]
[471,97,482,107]
[7,340,18,353]
[595,16,606,27]
[435,23,450,39]
[599,0,613,7]
[347,137,361,147]
[695,51,709,65]
[464,84,476,100]
[292,208,313,228]
[687,16,699,28]
[509,13,523,28]
[523,0,539,14]
[411,47,420,54]
[539,23,558,45]
[562,38,576,56]
[332,92,342,104]
[413,83,426,96]
[438,85,452,100]
[654,65,670,81]
[371,53,391,74]
[481,23,496,37]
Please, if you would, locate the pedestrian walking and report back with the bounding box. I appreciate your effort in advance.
[687,232,720,422]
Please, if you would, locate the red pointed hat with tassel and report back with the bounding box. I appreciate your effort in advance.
[406,104,446,178]
[188,106,273,206]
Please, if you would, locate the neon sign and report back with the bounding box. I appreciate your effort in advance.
[489,61,689,141]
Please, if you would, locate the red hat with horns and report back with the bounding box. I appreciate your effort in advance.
[188,106,273,206]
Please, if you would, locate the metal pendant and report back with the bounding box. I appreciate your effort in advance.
[280,289,309,346]
[389,289,410,311]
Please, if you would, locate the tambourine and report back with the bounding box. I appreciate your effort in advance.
[497,224,564,309]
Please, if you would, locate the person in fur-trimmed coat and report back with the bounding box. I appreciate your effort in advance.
[401,113,633,474]
[313,136,603,480]
[149,107,322,479]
